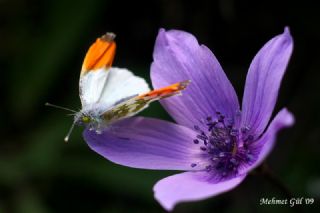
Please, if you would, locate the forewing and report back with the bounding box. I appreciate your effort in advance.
[97,67,150,108]
[79,68,110,106]
[81,32,116,76]
[79,33,116,106]
[102,80,190,123]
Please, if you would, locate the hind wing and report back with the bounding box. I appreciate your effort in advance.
[101,80,190,123]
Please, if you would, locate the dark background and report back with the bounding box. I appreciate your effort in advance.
[1,0,319,212]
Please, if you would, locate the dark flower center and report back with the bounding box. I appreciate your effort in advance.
[191,111,257,180]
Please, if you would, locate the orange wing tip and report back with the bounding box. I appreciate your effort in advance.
[81,32,117,75]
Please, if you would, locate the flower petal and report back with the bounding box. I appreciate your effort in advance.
[151,29,240,129]
[239,108,295,174]
[83,117,206,171]
[241,27,293,137]
[153,171,246,211]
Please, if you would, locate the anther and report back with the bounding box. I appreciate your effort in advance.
[230,129,239,136]
[218,115,225,122]
[197,134,208,141]
[219,153,225,157]
[200,146,207,151]
[224,138,231,144]
[226,118,234,126]
[205,165,212,172]
[191,163,197,168]
[208,122,217,131]
[230,158,237,165]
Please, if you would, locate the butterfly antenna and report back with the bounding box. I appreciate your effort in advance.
[45,102,77,113]
[64,122,76,143]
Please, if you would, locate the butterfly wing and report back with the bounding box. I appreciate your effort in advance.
[102,80,190,123]
[81,32,116,76]
[79,33,116,106]
[97,67,150,108]
[79,33,150,108]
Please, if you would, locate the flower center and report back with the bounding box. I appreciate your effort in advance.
[191,111,257,180]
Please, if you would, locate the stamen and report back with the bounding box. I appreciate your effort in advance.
[200,146,207,151]
[241,126,250,133]
[191,111,257,179]
[230,128,239,136]
[218,115,225,122]
[211,157,218,161]
[191,163,197,168]
[197,134,208,141]
[194,125,200,131]
[205,165,212,172]
[230,158,237,165]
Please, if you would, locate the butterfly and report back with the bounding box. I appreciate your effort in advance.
[47,33,190,142]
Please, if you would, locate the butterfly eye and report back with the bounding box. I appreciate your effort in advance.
[82,116,91,123]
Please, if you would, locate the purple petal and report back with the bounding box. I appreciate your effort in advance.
[83,117,206,171]
[153,171,246,211]
[151,29,240,129]
[240,108,295,174]
[241,27,293,137]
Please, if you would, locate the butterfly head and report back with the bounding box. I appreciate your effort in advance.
[76,113,92,125]
[74,110,104,129]
[81,115,91,123]
[74,111,94,126]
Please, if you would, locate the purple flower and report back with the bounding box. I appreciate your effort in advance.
[83,28,294,211]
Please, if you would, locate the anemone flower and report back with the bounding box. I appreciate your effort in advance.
[84,28,294,211]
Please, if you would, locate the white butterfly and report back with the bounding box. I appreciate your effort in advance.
[47,33,190,142]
